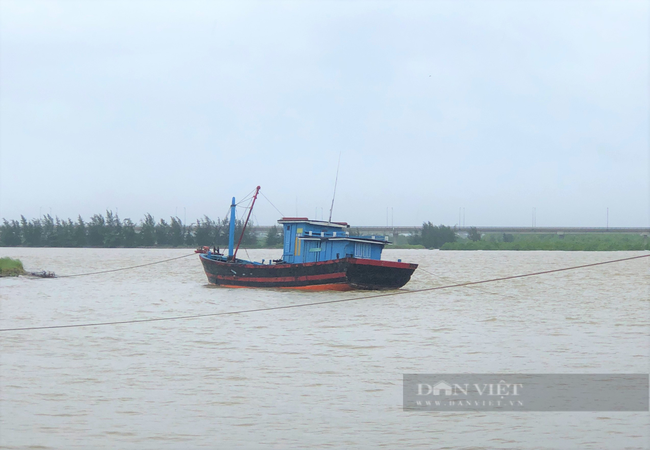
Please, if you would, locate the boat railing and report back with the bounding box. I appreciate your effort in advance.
[298,230,390,242]
[202,252,266,265]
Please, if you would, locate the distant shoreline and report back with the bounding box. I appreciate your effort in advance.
[2,212,647,251]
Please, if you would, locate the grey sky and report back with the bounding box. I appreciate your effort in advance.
[1,0,647,227]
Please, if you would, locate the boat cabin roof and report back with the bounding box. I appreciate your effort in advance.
[277,217,349,229]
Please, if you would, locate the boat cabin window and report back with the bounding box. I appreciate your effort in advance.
[284,228,292,255]
[354,242,371,259]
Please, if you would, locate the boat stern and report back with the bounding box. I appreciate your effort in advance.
[345,258,418,290]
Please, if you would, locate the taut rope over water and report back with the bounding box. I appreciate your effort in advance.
[56,253,196,278]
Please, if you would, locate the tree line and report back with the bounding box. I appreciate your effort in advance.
[1,214,496,250]
[0,212,277,248]
[408,222,459,248]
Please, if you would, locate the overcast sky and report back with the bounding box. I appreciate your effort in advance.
[1,0,647,227]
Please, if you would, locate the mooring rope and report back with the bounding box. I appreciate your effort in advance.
[1,253,646,333]
[417,267,524,302]
[56,253,196,278]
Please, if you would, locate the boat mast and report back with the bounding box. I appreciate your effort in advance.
[328,152,341,223]
[232,186,260,261]
[228,197,236,258]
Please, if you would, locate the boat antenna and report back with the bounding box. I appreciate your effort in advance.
[328,152,341,223]
[232,186,260,261]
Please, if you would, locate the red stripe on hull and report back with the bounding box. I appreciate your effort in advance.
[218,283,353,291]
[212,272,346,283]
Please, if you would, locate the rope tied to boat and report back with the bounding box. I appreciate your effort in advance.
[56,253,196,278]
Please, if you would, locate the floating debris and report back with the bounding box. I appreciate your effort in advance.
[28,271,56,278]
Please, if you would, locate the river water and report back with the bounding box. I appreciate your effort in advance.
[0,248,648,449]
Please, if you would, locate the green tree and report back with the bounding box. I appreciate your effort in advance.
[21,216,42,246]
[140,214,156,246]
[122,218,137,247]
[265,225,281,247]
[0,220,21,246]
[155,219,171,246]
[104,210,123,247]
[234,219,256,247]
[41,215,55,246]
[468,227,481,242]
[421,222,457,249]
[215,217,229,246]
[169,217,184,247]
[55,218,75,247]
[195,216,216,246]
[87,214,106,247]
[407,231,422,245]
[184,224,196,246]
[74,216,87,247]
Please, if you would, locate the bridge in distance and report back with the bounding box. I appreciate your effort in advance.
[255,225,650,237]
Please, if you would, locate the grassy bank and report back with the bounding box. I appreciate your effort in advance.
[441,233,649,251]
[0,257,25,276]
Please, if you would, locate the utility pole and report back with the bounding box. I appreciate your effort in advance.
[606,207,609,230]
[532,207,536,228]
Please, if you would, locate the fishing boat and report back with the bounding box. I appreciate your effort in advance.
[198,187,418,290]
